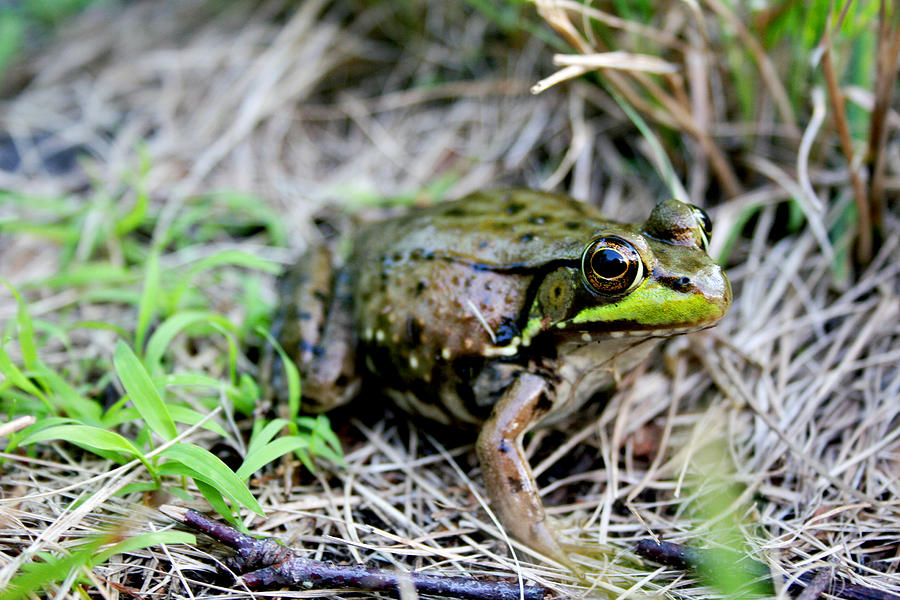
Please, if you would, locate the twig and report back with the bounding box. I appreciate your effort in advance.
[0,415,36,438]
[160,506,552,600]
[821,41,871,264]
[866,0,900,256]
[635,539,900,600]
[796,568,834,600]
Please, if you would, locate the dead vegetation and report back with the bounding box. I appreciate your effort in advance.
[1,1,898,599]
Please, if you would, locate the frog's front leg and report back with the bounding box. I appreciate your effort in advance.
[268,244,360,411]
[476,373,570,567]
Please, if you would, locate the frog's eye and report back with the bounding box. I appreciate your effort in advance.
[688,204,712,251]
[581,236,644,296]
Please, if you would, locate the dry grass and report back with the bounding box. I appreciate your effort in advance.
[1,1,899,599]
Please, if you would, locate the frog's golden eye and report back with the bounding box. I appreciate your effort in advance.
[688,204,712,251]
[581,236,644,296]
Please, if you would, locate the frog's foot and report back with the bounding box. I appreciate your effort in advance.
[476,373,580,572]
[516,514,581,571]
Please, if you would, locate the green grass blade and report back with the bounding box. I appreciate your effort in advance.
[229,373,259,415]
[165,405,227,436]
[153,373,228,388]
[214,321,239,385]
[1,548,87,600]
[93,530,194,564]
[193,478,237,525]
[236,435,310,481]
[169,249,279,312]
[134,247,161,352]
[30,364,102,424]
[116,481,160,497]
[311,414,344,465]
[103,405,226,437]
[143,311,236,377]
[603,82,689,204]
[1,279,37,370]
[257,327,301,420]
[21,423,152,470]
[114,146,150,237]
[0,340,50,410]
[245,418,290,457]
[113,340,177,441]
[0,13,24,87]
[38,263,135,289]
[161,442,264,515]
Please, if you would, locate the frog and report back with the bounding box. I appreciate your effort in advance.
[269,188,731,566]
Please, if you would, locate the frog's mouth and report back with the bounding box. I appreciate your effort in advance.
[553,320,715,341]
[481,318,715,358]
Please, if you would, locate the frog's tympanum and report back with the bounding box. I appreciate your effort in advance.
[271,189,731,566]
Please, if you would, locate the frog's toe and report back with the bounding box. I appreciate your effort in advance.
[516,517,585,573]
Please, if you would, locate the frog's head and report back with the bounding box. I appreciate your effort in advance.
[519,198,731,347]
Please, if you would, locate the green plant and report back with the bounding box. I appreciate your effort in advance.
[0,0,106,86]
[0,164,342,596]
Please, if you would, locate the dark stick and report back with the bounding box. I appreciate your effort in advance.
[796,569,833,600]
[244,559,546,600]
[160,505,551,600]
[636,539,900,600]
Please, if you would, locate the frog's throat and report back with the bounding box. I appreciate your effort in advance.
[517,281,727,348]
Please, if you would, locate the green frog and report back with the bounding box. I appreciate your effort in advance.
[270,188,731,566]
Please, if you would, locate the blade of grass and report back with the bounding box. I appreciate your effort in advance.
[0,340,50,412]
[143,311,236,378]
[604,82,689,203]
[21,424,152,472]
[235,436,311,481]
[114,145,150,237]
[703,0,799,137]
[1,279,36,370]
[819,11,871,264]
[92,530,195,564]
[246,418,291,457]
[161,442,264,515]
[113,340,177,442]
[310,414,344,465]
[29,365,102,424]
[107,406,227,437]
[168,249,279,313]
[257,327,301,420]
[865,0,900,256]
[1,548,88,600]
[135,247,161,353]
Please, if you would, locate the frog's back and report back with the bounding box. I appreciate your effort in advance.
[355,189,608,268]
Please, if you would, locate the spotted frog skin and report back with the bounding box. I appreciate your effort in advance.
[271,189,731,565]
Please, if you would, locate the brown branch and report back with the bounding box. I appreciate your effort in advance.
[636,539,900,600]
[866,0,900,253]
[796,568,835,600]
[821,43,872,264]
[160,506,552,600]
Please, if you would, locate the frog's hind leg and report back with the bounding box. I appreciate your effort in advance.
[475,373,572,568]
[267,244,360,411]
